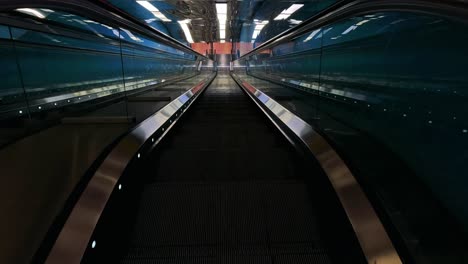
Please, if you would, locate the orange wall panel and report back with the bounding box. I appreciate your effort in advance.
[213,42,232,55]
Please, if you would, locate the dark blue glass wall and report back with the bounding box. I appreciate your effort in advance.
[0,9,204,145]
[234,10,468,263]
[0,8,209,264]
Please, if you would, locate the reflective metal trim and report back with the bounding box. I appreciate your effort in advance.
[45,73,215,264]
[233,74,402,264]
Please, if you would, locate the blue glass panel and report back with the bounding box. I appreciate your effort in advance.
[234,10,468,262]
[15,8,120,39]
[0,25,10,39]
[11,27,121,53]
[0,25,28,119]
[119,28,198,93]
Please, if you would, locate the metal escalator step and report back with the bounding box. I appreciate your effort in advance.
[115,75,341,264]
[120,182,328,263]
[150,149,297,182]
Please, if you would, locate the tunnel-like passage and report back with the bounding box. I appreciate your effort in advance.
[0,1,467,264]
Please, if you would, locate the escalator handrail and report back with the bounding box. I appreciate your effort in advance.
[43,74,216,264]
[232,73,402,264]
[238,0,468,60]
[0,0,208,59]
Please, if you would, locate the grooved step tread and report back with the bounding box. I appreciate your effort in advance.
[120,182,330,264]
[118,75,339,264]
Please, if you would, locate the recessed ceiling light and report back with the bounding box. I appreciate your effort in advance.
[274,4,304,21]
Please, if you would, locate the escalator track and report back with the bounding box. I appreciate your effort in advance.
[91,74,367,264]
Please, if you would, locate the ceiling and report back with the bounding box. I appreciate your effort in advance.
[106,0,338,45]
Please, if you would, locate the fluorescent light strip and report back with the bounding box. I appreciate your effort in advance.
[137,0,158,11]
[216,3,227,14]
[274,4,304,21]
[216,3,228,42]
[178,20,194,43]
[16,8,45,19]
[137,1,171,22]
[251,20,269,41]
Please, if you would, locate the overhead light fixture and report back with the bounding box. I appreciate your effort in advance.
[251,20,268,42]
[178,20,194,43]
[274,4,304,21]
[16,8,46,19]
[216,3,228,42]
[137,1,171,22]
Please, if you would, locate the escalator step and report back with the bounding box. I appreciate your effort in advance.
[117,75,338,264]
[120,183,330,263]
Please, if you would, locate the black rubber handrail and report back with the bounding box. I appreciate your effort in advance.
[43,73,216,264]
[0,0,208,59]
[239,0,468,60]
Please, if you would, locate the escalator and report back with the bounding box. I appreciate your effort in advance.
[86,73,366,264]
[2,0,466,263]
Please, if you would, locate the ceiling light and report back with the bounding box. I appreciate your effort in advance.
[137,1,171,22]
[251,20,268,42]
[16,8,46,19]
[274,4,304,21]
[216,3,227,14]
[216,3,228,41]
[178,20,194,43]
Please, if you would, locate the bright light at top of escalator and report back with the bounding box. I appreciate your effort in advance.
[216,3,228,42]
[16,8,46,19]
[215,3,227,14]
[136,1,171,22]
[178,20,194,43]
[274,4,304,21]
